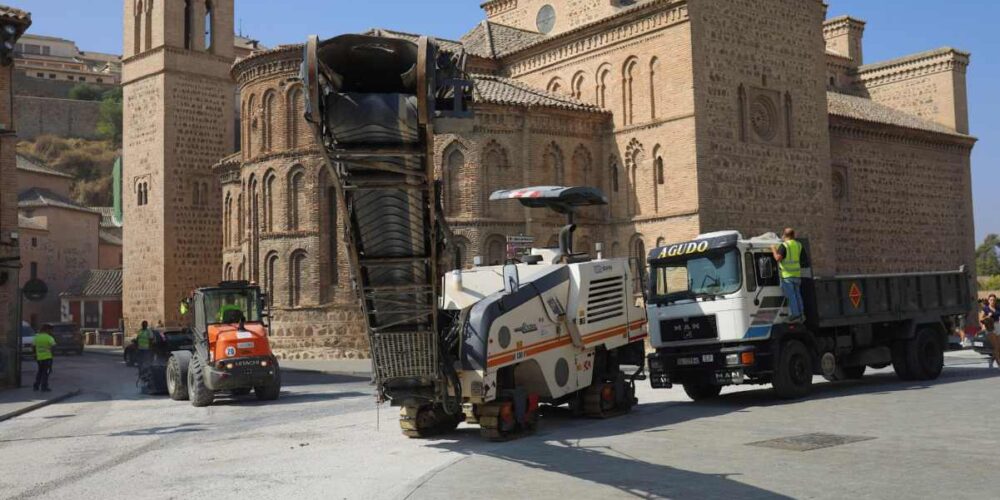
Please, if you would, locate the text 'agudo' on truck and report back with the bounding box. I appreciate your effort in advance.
[645,231,971,400]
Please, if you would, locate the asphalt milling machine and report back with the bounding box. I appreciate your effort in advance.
[301,34,648,439]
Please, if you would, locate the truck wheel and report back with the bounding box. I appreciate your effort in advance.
[891,341,917,381]
[187,354,215,407]
[908,327,944,381]
[254,368,281,401]
[166,353,190,401]
[682,382,722,401]
[773,340,813,399]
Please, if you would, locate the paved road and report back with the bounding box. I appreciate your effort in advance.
[0,351,997,499]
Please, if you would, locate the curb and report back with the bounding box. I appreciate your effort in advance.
[87,348,372,378]
[0,389,82,423]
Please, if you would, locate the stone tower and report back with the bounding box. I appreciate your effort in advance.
[122,0,234,330]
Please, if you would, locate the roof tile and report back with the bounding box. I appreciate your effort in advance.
[62,269,122,298]
[472,74,606,113]
[827,91,966,137]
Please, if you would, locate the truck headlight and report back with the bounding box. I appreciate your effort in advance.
[726,354,740,366]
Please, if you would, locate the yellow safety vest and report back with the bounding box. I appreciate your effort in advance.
[779,240,803,279]
[34,333,56,361]
[137,328,152,350]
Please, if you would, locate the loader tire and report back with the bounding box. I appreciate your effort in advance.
[772,340,813,399]
[682,382,722,401]
[254,368,281,401]
[166,352,190,401]
[187,354,214,407]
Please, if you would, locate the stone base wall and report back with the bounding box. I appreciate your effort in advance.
[14,96,102,141]
[267,304,367,360]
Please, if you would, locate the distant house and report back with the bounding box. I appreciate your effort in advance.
[60,268,122,331]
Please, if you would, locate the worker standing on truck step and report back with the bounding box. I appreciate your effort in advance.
[33,324,56,392]
[772,228,809,323]
[136,321,153,369]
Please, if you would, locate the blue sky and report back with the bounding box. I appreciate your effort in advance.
[9,0,998,242]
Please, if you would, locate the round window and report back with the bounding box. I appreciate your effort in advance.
[536,5,557,34]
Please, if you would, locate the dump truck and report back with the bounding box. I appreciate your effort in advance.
[164,281,281,406]
[301,34,647,439]
[645,231,971,400]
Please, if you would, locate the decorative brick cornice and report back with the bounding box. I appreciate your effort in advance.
[829,116,976,151]
[856,48,970,88]
[822,16,866,38]
[505,1,689,77]
[481,0,518,18]
[231,45,304,87]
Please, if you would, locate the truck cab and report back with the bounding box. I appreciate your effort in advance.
[645,231,791,396]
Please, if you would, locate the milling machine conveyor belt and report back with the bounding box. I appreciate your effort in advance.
[302,34,469,397]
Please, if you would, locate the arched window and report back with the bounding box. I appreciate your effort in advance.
[596,64,611,109]
[610,160,620,193]
[204,1,214,53]
[630,235,646,294]
[236,193,244,243]
[263,171,276,232]
[289,250,307,307]
[144,0,152,51]
[318,168,339,300]
[485,235,506,266]
[193,180,201,206]
[133,1,142,55]
[249,176,260,282]
[622,57,638,126]
[287,87,303,149]
[288,168,305,230]
[543,142,564,186]
[652,144,663,213]
[224,193,232,246]
[262,91,276,152]
[572,146,592,188]
[625,139,645,216]
[444,147,464,217]
[546,77,564,94]
[245,95,256,158]
[183,0,193,50]
[265,252,279,306]
[571,72,586,100]
[656,237,666,247]
[224,263,233,281]
[452,236,471,270]
[238,258,245,281]
[649,57,659,120]
[483,142,510,218]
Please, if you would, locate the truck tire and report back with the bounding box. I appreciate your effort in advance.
[682,382,722,401]
[772,340,813,399]
[891,341,917,381]
[166,352,190,401]
[187,354,215,407]
[254,368,281,401]
[908,327,944,381]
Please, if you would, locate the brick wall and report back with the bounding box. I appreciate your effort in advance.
[14,96,102,140]
[689,0,836,274]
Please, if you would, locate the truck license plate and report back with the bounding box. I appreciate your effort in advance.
[974,341,984,348]
[677,357,700,366]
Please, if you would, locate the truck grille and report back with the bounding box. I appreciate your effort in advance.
[660,315,718,342]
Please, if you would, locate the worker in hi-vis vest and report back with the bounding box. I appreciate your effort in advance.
[136,320,153,369]
[33,324,57,392]
[772,227,810,323]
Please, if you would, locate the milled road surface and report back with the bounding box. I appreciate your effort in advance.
[0,351,997,499]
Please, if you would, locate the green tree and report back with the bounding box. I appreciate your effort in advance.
[96,87,123,145]
[976,234,1000,277]
[67,83,103,101]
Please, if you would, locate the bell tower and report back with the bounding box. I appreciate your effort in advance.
[122,0,235,330]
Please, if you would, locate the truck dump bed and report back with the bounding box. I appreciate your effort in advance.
[804,270,971,328]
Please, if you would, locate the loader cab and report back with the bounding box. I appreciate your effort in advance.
[191,282,268,339]
[646,232,795,346]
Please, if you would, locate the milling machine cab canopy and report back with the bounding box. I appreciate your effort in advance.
[490,186,608,257]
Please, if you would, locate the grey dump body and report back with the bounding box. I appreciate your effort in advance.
[804,270,971,328]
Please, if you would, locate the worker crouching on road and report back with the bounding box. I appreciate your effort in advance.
[33,324,57,392]
[772,228,810,324]
[136,321,153,369]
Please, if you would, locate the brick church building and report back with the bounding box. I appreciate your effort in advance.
[123,0,976,359]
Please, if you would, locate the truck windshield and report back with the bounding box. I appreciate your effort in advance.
[650,249,742,303]
[203,289,262,325]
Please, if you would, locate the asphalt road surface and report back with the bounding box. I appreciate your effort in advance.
[0,351,997,499]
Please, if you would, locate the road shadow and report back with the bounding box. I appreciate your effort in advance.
[412,363,996,498]
[280,370,371,387]
[110,422,207,437]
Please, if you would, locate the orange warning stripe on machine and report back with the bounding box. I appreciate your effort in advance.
[486,319,647,368]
